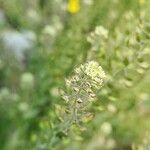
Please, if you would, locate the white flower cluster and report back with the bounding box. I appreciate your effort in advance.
[84,61,106,86]
[95,26,109,39]
[63,61,106,103]
[61,61,106,125]
[87,26,108,51]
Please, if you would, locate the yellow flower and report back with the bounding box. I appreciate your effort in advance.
[139,0,145,5]
[68,0,80,14]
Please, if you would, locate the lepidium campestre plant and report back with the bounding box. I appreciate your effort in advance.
[44,61,106,148]
[60,61,106,132]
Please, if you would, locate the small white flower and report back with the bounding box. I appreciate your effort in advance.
[101,122,112,135]
[65,79,71,87]
[20,72,34,90]
[62,95,69,102]
[43,25,57,37]
[0,87,10,101]
[18,102,29,112]
[50,87,59,97]
[95,26,109,39]
[107,103,117,113]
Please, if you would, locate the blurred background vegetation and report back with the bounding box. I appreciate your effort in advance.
[0,0,150,149]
